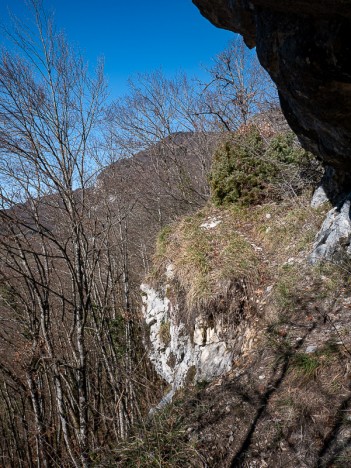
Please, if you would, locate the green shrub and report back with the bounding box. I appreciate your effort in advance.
[209,127,272,206]
[209,127,320,207]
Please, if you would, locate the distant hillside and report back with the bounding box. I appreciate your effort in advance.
[95,131,219,287]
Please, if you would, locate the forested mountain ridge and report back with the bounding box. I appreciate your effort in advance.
[2,1,351,466]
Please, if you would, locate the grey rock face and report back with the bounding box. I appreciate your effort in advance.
[310,196,351,264]
[193,0,351,189]
[141,267,259,398]
[141,281,235,390]
[311,186,329,209]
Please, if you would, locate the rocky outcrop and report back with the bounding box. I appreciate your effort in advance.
[141,283,234,387]
[193,0,351,191]
[141,269,258,403]
[310,195,351,264]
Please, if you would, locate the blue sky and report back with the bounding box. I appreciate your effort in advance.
[0,0,235,98]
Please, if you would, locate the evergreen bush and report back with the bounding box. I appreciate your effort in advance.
[209,126,321,207]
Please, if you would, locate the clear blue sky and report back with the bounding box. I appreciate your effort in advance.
[0,0,235,99]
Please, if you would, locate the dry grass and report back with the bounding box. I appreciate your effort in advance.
[231,196,329,262]
[152,206,260,310]
[141,194,351,467]
[149,194,332,347]
[100,396,204,467]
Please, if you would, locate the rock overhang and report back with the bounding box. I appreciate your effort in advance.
[193,0,351,190]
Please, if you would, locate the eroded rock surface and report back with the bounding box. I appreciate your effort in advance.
[141,268,258,398]
[141,282,234,389]
[193,0,351,189]
[310,196,351,264]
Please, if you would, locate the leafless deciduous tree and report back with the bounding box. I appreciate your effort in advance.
[200,36,278,132]
[0,5,283,467]
[104,71,221,226]
[0,2,158,467]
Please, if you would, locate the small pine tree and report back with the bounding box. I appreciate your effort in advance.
[209,126,320,207]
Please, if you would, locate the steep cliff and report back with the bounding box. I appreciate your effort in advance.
[106,120,351,466]
[137,193,351,466]
[141,211,261,404]
[193,0,351,193]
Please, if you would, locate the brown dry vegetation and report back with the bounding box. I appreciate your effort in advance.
[0,4,342,464]
[110,192,351,467]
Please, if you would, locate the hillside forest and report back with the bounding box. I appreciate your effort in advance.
[2,2,347,468]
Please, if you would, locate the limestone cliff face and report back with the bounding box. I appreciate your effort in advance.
[137,199,351,465]
[141,281,234,389]
[141,273,257,396]
[193,0,351,190]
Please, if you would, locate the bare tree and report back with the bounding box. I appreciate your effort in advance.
[0,2,156,466]
[201,36,278,131]
[0,8,283,467]
[104,71,220,223]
